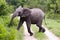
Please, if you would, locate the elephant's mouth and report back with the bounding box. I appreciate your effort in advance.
[21,15,26,17]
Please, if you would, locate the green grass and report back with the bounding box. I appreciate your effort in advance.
[16,26,24,40]
[45,19,60,37]
[31,25,48,40]
[44,14,60,37]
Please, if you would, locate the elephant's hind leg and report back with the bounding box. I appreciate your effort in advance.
[36,20,45,32]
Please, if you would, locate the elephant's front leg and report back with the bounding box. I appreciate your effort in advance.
[17,18,24,30]
[26,19,33,36]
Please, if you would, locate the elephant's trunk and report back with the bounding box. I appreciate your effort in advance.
[8,12,18,26]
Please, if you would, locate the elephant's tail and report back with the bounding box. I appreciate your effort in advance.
[44,15,47,25]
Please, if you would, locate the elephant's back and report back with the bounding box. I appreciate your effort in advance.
[30,8,45,24]
[30,8,44,19]
[30,8,44,17]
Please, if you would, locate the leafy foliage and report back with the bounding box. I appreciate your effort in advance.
[0,23,17,40]
[0,15,23,40]
[0,0,14,16]
[6,0,60,14]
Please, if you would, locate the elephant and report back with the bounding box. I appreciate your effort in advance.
[9,6,45,36]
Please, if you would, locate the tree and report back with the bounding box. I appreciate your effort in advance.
[0,0,14,16]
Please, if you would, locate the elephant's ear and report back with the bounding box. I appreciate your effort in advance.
[23,8,31,14]
[16,6,23,11]
[20,8,31,17]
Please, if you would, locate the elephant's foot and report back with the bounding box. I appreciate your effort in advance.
[28,30,33,36]
[17,27,20,31]
[30,32,33,36]
[39,28,45,33]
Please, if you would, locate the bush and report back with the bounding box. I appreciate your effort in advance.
[0,23,17,40]
[0,16,11,27]
[0,15,18,40]
[0,0,14,16]
[8,28,17,40]
[0,24,8,39]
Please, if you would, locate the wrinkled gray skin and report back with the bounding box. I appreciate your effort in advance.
[9,6,45,36]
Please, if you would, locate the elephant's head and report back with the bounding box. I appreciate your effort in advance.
[14,6,23,17]
[9,6,23,26]
[9,6,31,26]
[13,6,31,18]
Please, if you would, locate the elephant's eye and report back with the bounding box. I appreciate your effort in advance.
[18,12,21,13]
[18,12,22,16]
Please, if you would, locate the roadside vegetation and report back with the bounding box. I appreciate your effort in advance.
[44,14,60,37]
[0,0,23,40]
[0,15,24,40]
